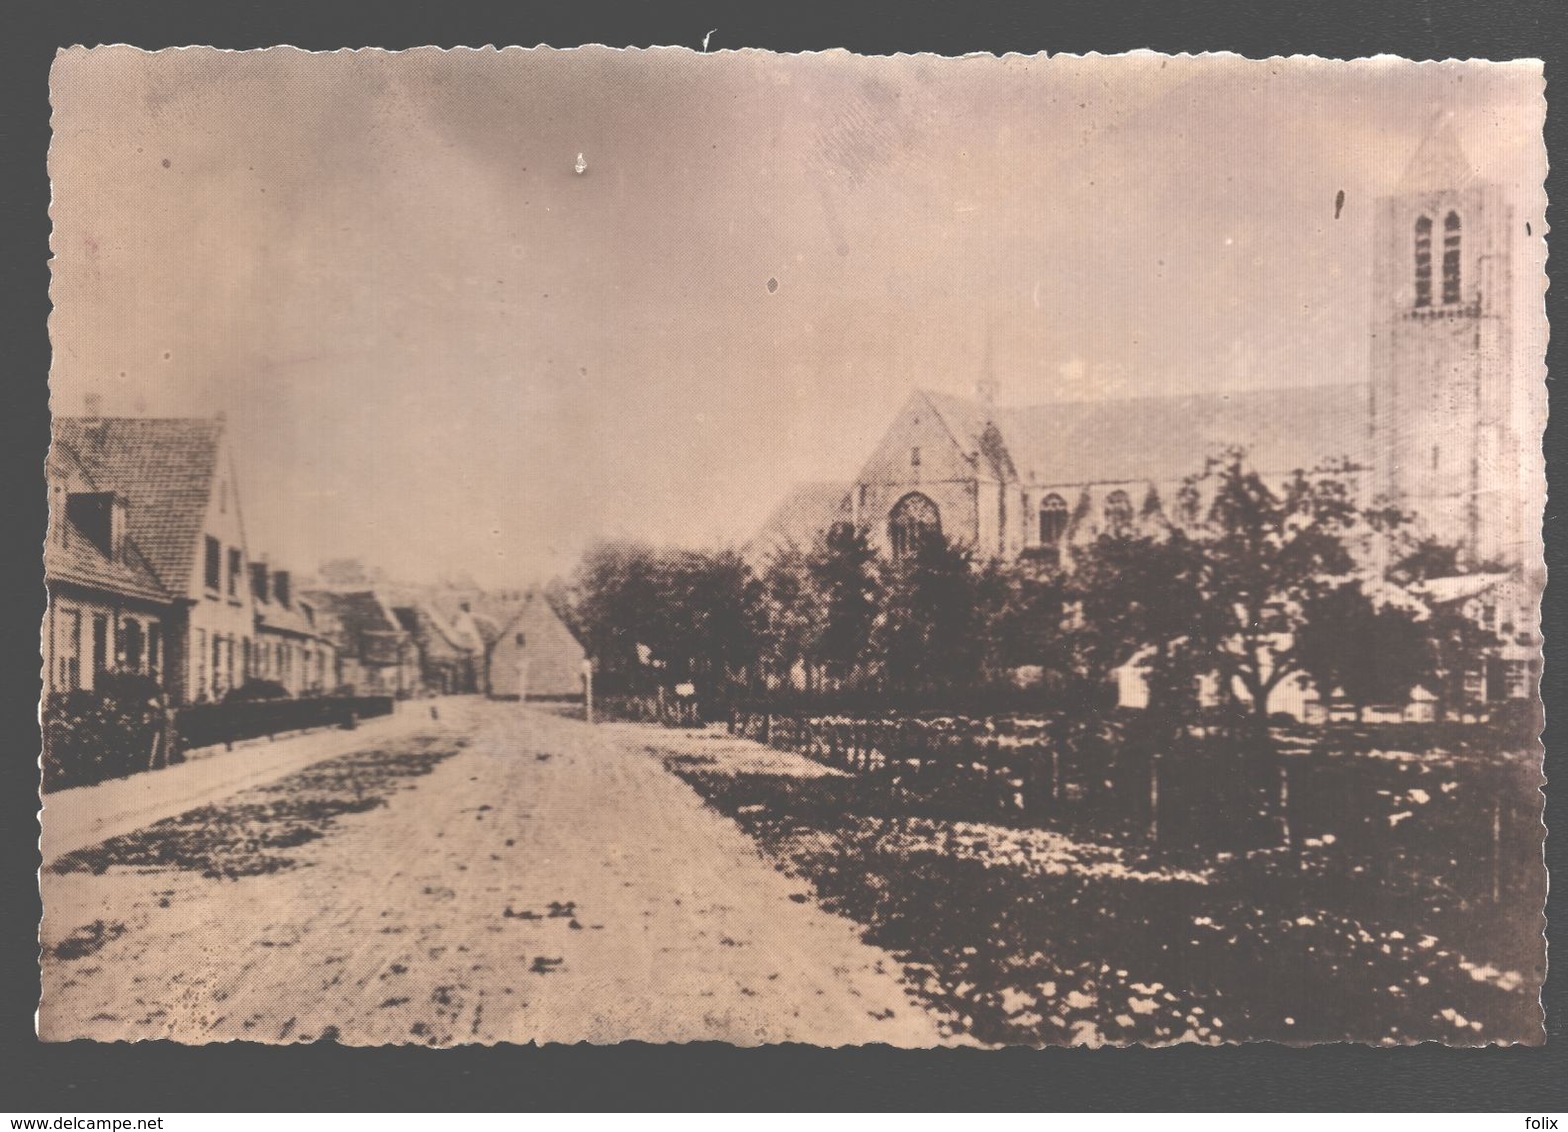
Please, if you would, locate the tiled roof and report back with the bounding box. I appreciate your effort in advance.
[468,613,503,648]
[255,598,325,640]
[392,604,474,660]
[301,589,408,661]
[45,433,173,604]
[444,614,487,654]
[426,591,528,642]
[493,592,589,695]
[53,417,225,595]
[922,382,1371,487]
[360,630,409,666]
[44,523,171,604]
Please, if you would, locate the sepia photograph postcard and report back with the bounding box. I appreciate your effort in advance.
[39,45,1547,1048]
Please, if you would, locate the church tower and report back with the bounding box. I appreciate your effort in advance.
[1371,115,1517,566]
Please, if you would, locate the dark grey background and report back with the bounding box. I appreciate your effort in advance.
[2,0,1562,1112]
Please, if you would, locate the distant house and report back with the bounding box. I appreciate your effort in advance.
[428,594,523,695]
[303,589,419,696]
[1413,571,1541,708]
[487,592,588,700]
[52,415,256,704]
[250,561,337,696]
[392,603,479,694]
[1115,569,1541,723]
[445,602,491,669]
[44,438,176,696]
[1114,650,1317,722]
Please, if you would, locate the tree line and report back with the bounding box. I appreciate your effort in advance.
[551,451,1505,727]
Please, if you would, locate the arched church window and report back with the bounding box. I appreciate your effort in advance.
[1441,211,1462,305]
[1413,215,1433,308]
[1037,493,1069,568]
[888,492,941,560]
[1039,494,1068,548]
[1104,490,1134,536]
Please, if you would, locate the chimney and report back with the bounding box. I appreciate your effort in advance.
[274,569,292,608]
[83,392,104,417]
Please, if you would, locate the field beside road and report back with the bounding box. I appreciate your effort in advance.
[650,726,1544,1046]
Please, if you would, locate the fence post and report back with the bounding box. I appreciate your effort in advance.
[1278,757,1292,851]
[1491,791,1502,905]
[1148,750,1160,846]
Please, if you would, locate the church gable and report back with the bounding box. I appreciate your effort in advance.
[852,391,981,488]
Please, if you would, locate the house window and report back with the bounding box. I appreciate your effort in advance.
[227,547,242,597]
[91,614,109,679]
[1104,490,1134,536]
[1502,659,1531,700]
[213,634,226,697]
[123,619,145,672]
[910,446,921,469]
[1413,214,1433,308]
[888,492,941,560]
[515,632,527,647]
[147,623,161,680]
[195,629,207,699]
[59,609,82,691]
[1462,666,1486,705]
[204,536,222,592]
[1441,211,1462,305]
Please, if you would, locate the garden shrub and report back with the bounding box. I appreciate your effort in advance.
[42,670,168,792]
[224,678,291,703]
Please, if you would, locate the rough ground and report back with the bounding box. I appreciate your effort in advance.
[39,699,948,1046]
[656,729,1543,1047]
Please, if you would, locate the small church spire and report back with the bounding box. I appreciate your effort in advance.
[976,326,999,407]
[1398,111,1475,194]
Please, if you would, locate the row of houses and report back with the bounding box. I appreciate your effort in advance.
[44,412,588,706]
[45,414,322,705]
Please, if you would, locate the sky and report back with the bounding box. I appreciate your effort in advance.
[47,47,1546,588]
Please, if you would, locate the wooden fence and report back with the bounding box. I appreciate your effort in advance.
[42,695,397,793]
[173,695,395,750]
[720,709,1541,899]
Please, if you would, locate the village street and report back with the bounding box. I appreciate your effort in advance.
[39,699,950,1047]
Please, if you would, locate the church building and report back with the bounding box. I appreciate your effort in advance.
[755,118,1534,581]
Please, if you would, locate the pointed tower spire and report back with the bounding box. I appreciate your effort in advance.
[1398,111,1475,194]
[976,325,999,407]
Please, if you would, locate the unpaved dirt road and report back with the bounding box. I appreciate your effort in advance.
[40,699,948,1046]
